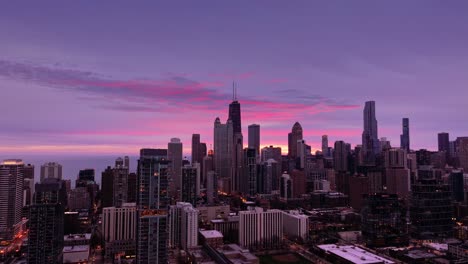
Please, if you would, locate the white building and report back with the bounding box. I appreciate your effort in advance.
[282,210,309,241]
[181,205,198,250]
[169,202,198,249]
[239,207,283,249]
[102,203,137,259]
[102,203,137,242]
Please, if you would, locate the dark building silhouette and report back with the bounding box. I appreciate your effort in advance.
[28,178,66,264]
[400,118,410,151]
[361,194,408,248]
[334,141,349,172]
[288,122,303,159]
[228,92,242,135]
[362,101,380,165]
[242,148,257,196]
[450,170,464,202]
[410,166,453,240]
[0,159,24,241]
[438,132,450,153]
[127,172,137,203]
[101,166,114,208]
[416,149,433,166]
[76,168,95,187]
[181,165,199,206]
[248,124,260,158]
[191,134,201,165]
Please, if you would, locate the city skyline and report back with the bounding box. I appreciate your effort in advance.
[2,1,468,156]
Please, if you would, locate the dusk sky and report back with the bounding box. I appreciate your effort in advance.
[1,1,468,156]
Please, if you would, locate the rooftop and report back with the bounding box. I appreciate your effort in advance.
[199,230,223,239]
[318,244,395,264]
[63,245,90,253]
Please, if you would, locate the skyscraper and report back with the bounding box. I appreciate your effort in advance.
[0,159,24,241]
[362,101,379,164]
[438,132,450,153]
[334,141,349,172]
[168,202,198,250]
[191,134,201,164]
[168,138,183,194]
[228,89,242,135]
[28,178,66,264]
[243,148,257,196]
[400,118,410,151]
[136,148,169,264]
[40,162,62,182]
[214,117,233,190]
[261,146,282,163]
[101,160,129,208]
[322,135,329,156]
[288,122,303,159]
[248,124,260,158]
[181,164,200,206]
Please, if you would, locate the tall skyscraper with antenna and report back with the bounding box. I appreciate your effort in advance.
[362,101,380,164]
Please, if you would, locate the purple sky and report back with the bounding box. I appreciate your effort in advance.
[1,1,468,156]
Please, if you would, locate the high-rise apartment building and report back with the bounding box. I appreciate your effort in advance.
[243,148,257,196]
[181,164,200,206]
[410,166,453,240]
[168,138,183,194]
[40,162,63,183]
[168,202,198,249]
[361,194,408,248]
[362,101,380,164]
[248,124,260,158]
[101,161,129,208]
[239,207,283,250]
[102,203,137,260]
[28,178,66,264]
[0,159,24,241]
[400,118,410,151]
[136,148,169,264]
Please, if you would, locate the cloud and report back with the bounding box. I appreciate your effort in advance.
[0,59,359,120]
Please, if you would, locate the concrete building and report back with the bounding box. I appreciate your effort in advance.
[211,215,239,243]
[40,162,63,182]
[316,244,395,264]
[282,210,309,241]
[181,205,198,250]
[197,205,230,223]
[0,159,24,241]
[239,207,283,250]
[168,202,199,250]
[199,230,223,248]
[102,203,137,259]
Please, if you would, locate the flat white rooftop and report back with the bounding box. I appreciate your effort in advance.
[199,230,223,239]
[318,244,394,264]
[63,245,89,253]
